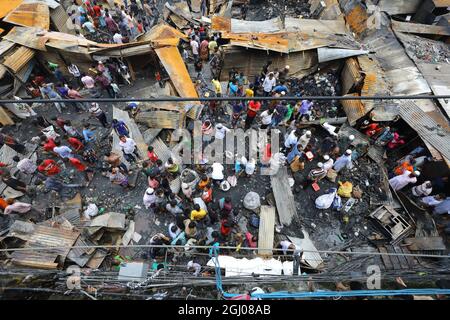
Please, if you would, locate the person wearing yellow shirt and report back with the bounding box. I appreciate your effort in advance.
[190,204,207,221]
[208,37,218,55]
[245,84,254,97]
[211,78,222,97]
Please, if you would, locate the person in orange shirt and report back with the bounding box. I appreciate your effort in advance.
[0,197,8,211]
[394,160,414,176]
[197,175,210,191]
[201,184,213,203]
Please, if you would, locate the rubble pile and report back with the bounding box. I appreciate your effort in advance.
[243,0,311,20]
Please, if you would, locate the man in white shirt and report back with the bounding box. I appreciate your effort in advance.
[260,109,273,129]
[214,123,230,140]
[190,38,199,60]
[389,170,419,191]
[284,129,301,151]
[113,32,123,44]
[245,158,256,176]
[119,135,140,163]
[262,72,276,96]
[211,162,224,181]
[53,144,73,159]
[13,156,37,175]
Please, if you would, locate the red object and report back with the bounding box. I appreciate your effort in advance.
[68,137,84,152]
[312,182,320,191]
[92,5,101,17]
[202,188,213,203]
[38,159,61,176]
[155,72,161,81]
[69,158,87,172]
[220,220,231,236]
[148,151,158,163]
[247,100,261,117]
[55,118,65,129]
[262,144,272,164]
[137,23,143,33]
[43,138,56,152]
[305,151,314,161]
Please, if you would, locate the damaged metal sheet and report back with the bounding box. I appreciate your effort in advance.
[399,101,450,161]
[392,20,450,36]
[50,4,75,34]
[136,110,184,129]
[416,63,450,118]
[0,41,16,56]
[369,206,413,244]
[143,128,162,145]
[288,231,324,269]
[340,94,368,125]
[377,0,423,15]
[270,167,297,226]
[67,237,97,267]
[340,0,368,35]
[2,46,35,73]
[0,0,23,19]
[318,47,368,63]
[9,224,80,269]
[3,27,48,51]
[88,212,126,230]
[341,57,362,94]
[3,2,50,30]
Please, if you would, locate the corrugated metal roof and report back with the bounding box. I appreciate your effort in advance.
[2,46,35,73]
[340,0,368,35]
[0,0,23,19]
[136,110,183,129]
[340,94,367,125]
[377,0,422,15]
[50,4,75,34]
[3,2,50,30]
[0,40,16,56]
[341,57,362,94]
[3,26,48,50]
[10,225,80,269]
[399,101,450,161]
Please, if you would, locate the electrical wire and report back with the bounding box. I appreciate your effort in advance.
[1,243,449,259]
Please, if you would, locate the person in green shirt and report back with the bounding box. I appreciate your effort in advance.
[283,102,295,125]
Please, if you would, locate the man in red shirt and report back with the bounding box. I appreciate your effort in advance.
[244,100,261,130]
[147,146,159,163]
[38,159,61,176]
[40,136,57,153]
[68,157,87,172]
[92,4,102,17]
[68,137,84,153]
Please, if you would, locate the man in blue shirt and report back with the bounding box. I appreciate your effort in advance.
[82,123,96,143]
[228,79,238,96]
[112,119,130,137]
[272,80,288,94]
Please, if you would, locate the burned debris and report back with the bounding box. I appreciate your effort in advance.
[0,0,449,301]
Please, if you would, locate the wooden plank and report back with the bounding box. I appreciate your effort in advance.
[392,245,409,269]
[378,246,393,270]
[385,245,402,270]
[0,106,14,126]
[270,167,297,226]
[404,237,446,251]
[258,205,275,257]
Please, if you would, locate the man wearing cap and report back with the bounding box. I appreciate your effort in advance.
[214,123,230,140]
[333,149,354,173]
[211,162,224,182]
[278,65,290,80]
[298,130,312,149]
[143,187,156,209]
[323,155,334,172]
[284,129,301,153]
[304,162,327,188]
[389,170,419,191]
[89,102,109,127]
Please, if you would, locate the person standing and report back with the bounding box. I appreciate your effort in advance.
[190,36,199,61]
[244,100,261,130]
[262,72,276,97]
[40,83,66,113]
[89,102,109,127]
[13,156,37,175]
[119,135,140,163]
[112,119,130,137]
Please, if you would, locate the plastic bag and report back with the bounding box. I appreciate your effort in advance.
[315,188,337,209]
[83,203,99,219]
[338,181,353,198]
[243,192,261,211]
[332,195,342,210]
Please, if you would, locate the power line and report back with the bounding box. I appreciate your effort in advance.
[2,95,450,104]
[1,243,449,259]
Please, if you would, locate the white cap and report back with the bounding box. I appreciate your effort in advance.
[345,149,352,155]
[216,123,223,129]
[317,162,324,168]
[281,91,286,95]
[146,188,154,194]
[414,171,421,176]
[204,92,210,97]
[285,65,290,69]
[182,182,189,189]
[306,130,312,136]
[349,135,355,141]
[363,120,369,125]
[323,155,330,161]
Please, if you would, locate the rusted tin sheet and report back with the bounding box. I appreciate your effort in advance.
[341,57,362,94]
[155,46,199,100]
[3,2,50,30]
[340,93,367,125]
[139,23,187,43]
[136,110,183,129]
[0,0,23,19]
[211,15,231,32]
[10,224,80,269]
[2,46,35,73]
[341,0,368,35]
[3,26,48,50]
